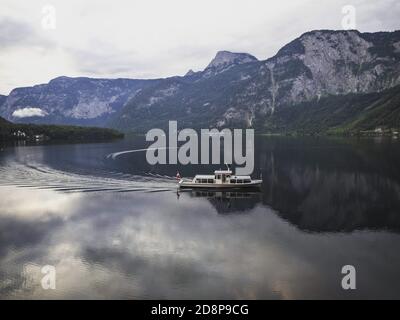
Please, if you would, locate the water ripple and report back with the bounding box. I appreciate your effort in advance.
[0,162,178,194]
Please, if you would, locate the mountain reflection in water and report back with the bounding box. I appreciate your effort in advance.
[258,137,400,233]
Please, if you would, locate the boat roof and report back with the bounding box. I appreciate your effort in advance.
[194,175,215,179]
[231,175,251,179]
[214,170,232,174]
[194,174,252,179]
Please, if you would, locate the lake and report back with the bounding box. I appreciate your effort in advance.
[1,135,400,299]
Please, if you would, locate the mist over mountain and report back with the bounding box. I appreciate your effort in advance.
[1,29,400,133]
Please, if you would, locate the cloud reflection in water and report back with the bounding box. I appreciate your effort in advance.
[1,186,400,299]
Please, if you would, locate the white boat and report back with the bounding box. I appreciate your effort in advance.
[178,168,262,189]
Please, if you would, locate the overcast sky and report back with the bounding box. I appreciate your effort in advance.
[0,0,399,94]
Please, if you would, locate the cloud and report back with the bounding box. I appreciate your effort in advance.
[67,47,140,76]
[0,0,399,94]
[0,17,54,50]
[12,107,48,118]
[0,18,32,48]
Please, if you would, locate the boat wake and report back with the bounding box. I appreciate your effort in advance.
[106,146,178,160]
[0,161,178,194]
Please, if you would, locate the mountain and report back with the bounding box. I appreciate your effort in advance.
[0,116,11,126]
[1,29,400,133]
[202,51,258,76]
[110,29,400,132]
[0,116,123,142]
[264,85,400,134]
[184,69,196,77]
[0,95,6,107]
[0,76,160,126]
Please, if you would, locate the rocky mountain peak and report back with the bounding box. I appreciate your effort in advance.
[274,29,398,62]
[48,76,73,84]
[184,69,195,76]
[205,51,258,71]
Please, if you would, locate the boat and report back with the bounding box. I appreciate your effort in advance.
[177,168,262,189]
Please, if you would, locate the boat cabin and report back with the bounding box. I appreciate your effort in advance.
[179,168,262,189]
[214,169,232,184]
[193,170,252,185]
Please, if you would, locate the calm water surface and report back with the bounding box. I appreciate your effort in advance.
[0,136,400,299]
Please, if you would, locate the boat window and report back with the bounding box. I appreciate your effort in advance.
[237,180,243,184]
[244,179,251,183]
[216,175,221,180]
[201,179,208,183]
[207,179,214,183]
[231,180,236,184]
